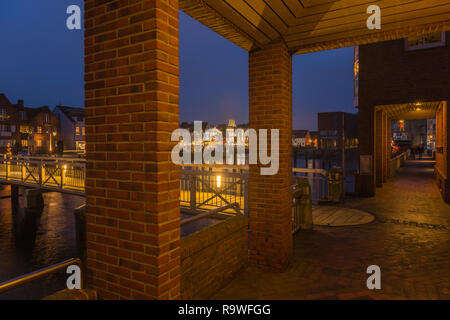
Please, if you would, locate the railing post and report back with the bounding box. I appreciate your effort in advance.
[243,174,248,215]
[190,174,196,210]
[39,160,43,187]
[61,164,64,190]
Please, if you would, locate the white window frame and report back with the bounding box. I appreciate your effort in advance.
[405,32,446,51]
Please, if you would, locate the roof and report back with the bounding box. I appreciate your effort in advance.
[0,93,12,106]
[293,130,309,138]
[55,105,85,122]
[180,1,450,54]
[24,106,52,120]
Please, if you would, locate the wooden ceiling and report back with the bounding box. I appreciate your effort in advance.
[180,0,450,54]
[377,101,442,120]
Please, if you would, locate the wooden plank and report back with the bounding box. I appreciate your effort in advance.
[284,0,305,18]
[287,0,420,34]
[264,0,297,25]
[285,0,443,40]
[288,5,450,49]
[242,0,289,34]
[206,0,272,44]
[225,0,281,39]
[294,0,378,18]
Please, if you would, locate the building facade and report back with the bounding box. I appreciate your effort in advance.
[356,31,450,202]
[53,106,85,151]
[292,130,311,147]
[318,112,359,150]
[0,94,60,154]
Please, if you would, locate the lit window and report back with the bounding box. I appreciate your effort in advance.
[21,140,28,147]
[37,140,42,147]
[0,109,6,120]
[76,126,80,136]
[405,32,446,51]
[37,126,42,133]
[82,127,85,136]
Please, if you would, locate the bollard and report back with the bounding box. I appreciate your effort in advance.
[74,205,87,266]
[24,189,44,210]
[328,167,343,203]
[293,178,313,230]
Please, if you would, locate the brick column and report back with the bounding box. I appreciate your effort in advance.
[375,110,383,188]
[385,116,391,180]
[84,0,180,299]
[357,104,376,196]
[382,112,388,183]
[248,39,292,271]
[445,100,450,203]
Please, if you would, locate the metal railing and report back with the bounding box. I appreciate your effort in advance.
[0,156,85,195]
[180,164,248,215]
[0,258,83,294]
[181,164,336,215]
[181,203,241,226]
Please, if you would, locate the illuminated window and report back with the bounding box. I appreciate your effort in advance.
[0,109,6,120]
[76,126,80,136]
[21,140,28,147]
[37,126,42,133]
[405,32,446,51]
[37,140,42,147]
[82,127,85,136]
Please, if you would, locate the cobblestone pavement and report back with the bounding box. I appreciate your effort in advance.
[213,160,450,300]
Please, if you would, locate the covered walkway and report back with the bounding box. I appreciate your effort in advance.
[213,160,450,299]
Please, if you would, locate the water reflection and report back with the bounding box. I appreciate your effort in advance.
[0,185,84,299]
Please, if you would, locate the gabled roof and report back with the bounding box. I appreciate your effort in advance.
[0,93,12,106]
[24,106,52,121]
[54,105,85,122]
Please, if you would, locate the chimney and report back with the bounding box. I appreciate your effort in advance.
[17,100,24,107]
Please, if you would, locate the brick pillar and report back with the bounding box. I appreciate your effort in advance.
[445,100,450,203]
[382,113,388,183]
[84,0,180,299]
[248,39,292,271]
[375,110,383,188]
[357,104,376,196]
[385,117,392,180]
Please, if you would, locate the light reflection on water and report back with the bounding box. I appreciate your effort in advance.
[0,185,84,299]
[0,185,220,299]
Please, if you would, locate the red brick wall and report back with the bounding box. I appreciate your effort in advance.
[181,216,248,299]
[248,39,292,271]
[358,33,450,200]
[84,0,180,299]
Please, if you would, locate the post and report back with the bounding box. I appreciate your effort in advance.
[11,184,19,209]
[84,0,180,299]
[249,39,293,271]
[341,113,346,198]
[190,174,196,210]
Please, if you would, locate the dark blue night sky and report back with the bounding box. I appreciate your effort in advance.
[0,1,355,131]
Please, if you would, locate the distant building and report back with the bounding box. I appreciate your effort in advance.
[309,131,319,148]
[318,112,358,149]
[0,94,60,154]
[292,130,310,147]
[53,106,85,151]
